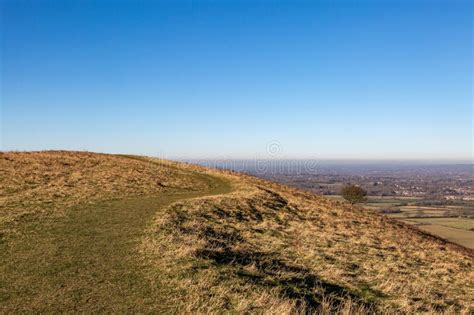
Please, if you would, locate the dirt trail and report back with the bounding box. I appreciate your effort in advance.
[0,157,232,313]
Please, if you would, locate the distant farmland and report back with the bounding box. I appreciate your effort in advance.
[324,195,474,249]
[402,218,474,249]
[364,196,474,250]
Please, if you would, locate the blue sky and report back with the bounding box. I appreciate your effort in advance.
[1,0,472,160]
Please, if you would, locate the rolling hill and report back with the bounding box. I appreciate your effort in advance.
[1,151,472,313]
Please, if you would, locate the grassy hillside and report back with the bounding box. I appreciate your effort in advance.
[0,151,212,228]
[1,152,472,314]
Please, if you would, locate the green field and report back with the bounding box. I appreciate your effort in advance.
[366,198,474,249]
[415,224,474,249]
[398,217,474,249]
[328,195,474,249]
[403,217,474,230]
[328,195,473,217]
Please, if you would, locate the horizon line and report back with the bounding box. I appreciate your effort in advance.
[176,157,474,164]
[1,149,472,164]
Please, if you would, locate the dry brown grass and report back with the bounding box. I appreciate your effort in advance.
[0,151,229,313]
[0,151,208,230]
[141,165,474,314]
[1,151,472,313]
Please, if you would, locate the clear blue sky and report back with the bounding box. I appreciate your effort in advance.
[1,0,472,160]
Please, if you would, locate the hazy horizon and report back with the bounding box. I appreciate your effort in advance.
[1,148,472,164]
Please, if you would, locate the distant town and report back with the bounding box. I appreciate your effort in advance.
[256,164,474,202]
[192,160,473,201]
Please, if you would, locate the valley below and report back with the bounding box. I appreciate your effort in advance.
[202,160,473,251]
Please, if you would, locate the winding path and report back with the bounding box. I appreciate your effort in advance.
[0,157,232,313]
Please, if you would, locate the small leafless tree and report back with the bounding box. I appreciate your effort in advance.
[341,185,367,205]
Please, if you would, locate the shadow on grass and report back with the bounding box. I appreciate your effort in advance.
[195,227,381,313]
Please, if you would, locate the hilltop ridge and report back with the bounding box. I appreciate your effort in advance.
[1,151,472,313]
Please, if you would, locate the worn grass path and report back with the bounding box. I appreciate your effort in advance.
[0,157,232,313]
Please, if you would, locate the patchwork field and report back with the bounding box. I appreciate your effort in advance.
[403,218,474,230]
[327,195,474,249]
[400,218,474,249]
[415,225,474,250]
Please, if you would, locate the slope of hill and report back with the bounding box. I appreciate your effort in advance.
[1,151,472,314]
